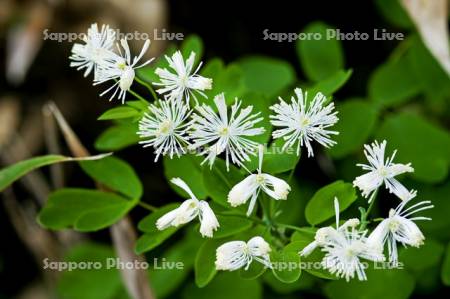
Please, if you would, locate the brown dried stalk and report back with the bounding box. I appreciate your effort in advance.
[46,101,155,299]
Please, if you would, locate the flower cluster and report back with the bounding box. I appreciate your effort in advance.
[69,24,432,283]
[70,23,154,103]
[301,140,432,281]
[69,25,339,166]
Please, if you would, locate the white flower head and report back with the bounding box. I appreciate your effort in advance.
[154,51,212,105]
[300,198,384,281]
[228,145,291,216]
[215,236,271,271]
[353,140,415,202]
[69,23,116,79]
[300,198,361,257]
[367,194,433,266]
[138,99,193,161]
[156,178,219,237]
[269,88,339,157]
[321,227,385,281]
[189,93,265,170]
[94,38,154,103]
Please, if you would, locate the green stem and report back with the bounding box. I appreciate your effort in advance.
[138,201,157,211]
[259,193,271,224]
[214,166,232,189]
[216,212,265,225]
[274,222,304,232]
[360,189,378,230]
[287,164,297,183]
[128,89,149,104]
[188,154,203,174]
[366,190,378,216]
[135,77,158,101]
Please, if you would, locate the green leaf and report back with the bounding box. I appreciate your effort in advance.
[368,54,420,107]
[201,58,224,78]
[38,188,136,232]
[243,138,300,174]
[288,230,336,279]
[408,35,450,100]
[270,248,301,283]
[324,268,415,299]
[263,271,315,294]
[0,155,74,192]
[400,239,444,272]
[184,272,262,299]
[126,100,148,111]
[327,99,379,159]
[79,156,143,199]
[376,112,450,183]
[374,0,412,28]
[441,242,450,286]
[195,238,223,287]
[213,215,253,239]
[57,243,123,299]
[98,106,140,120]
[216,64,247,101]
[163,154,208,199]
[274,177,316,227]
[181,34,204,65]
[135,203,180,254]
[263,139,300,174]
[202,158,244,207]
[418,181,450,236]
[297,22,344,82]
[305,181,357,225]
[202,61,247,102]
[149,236,200,298]
[138,203,180,233]
[238,55,296,97]
[239,261,267,280]
[308,69,352,97]
[95,122,140,151]
[200,58,224,99]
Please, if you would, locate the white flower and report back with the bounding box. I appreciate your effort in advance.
[69,23,116,79]
[321,227,385,281]
[353,140,415,202]
[300,198,384,281]
[94,39,154,103]
[156,178,219,237]
[138,99,193,161]
[269,88,339,157]
[189,93,265,170]
[300,198,361,257]
[215,236,271,271]
[367,194,433,266]
[228,145,291,216]
[154,51,212,104]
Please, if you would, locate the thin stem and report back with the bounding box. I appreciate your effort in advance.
[287,163,297,183]
[214,165,232,189]
[360,189,378,230]
[138,201,157,212]
[274,222,304,232]
[366,190,378,216]
[135,77,158,101]
[128,89,149,104]
[259,193,271,224]
[216,212,265,225]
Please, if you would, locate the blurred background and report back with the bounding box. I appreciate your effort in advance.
[0,0,449,298]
